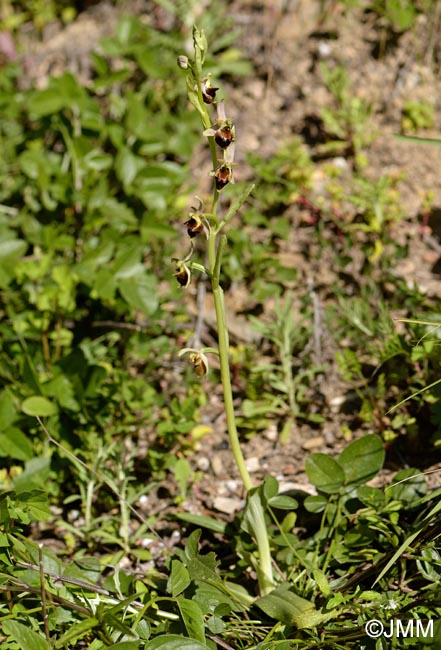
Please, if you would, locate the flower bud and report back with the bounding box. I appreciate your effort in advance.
[177,55,189,69]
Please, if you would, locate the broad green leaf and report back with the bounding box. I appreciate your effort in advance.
[167,560,190,598]
[27,87,66,116]
[115,146,144,187]
[113,244,144,280]
[305,454,345,494]
[356,486,385,508]
[338,434,384,485]
[21,396,58,417]
[146,635,209,650]
[303,495,327,513]
[255,584,338,628]
[15,489,50,521]
[268,495,299,510]
[94,268,116,300]
[116,14,140,45]
[43,374,80,412]
[0,426,34,460]
[0,238,27,263]
[177,596,206,644]
[118,273,159,315]
[0,390,16,429]
[107,642,142,650]
[13,457,51,492]
[263,475,279,500]
[2,620,49,650]
[0,238,27,286]
[84,149,113,171]
[388,468,427,504]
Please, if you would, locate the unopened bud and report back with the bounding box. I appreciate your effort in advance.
[177,55,189,69]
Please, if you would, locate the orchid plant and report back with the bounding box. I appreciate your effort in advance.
[173,27,274,597]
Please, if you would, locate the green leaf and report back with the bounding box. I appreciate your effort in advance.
[0,238,27,263]
[313,568,332,597]
[305,454,345,494]
[356,486,385,509]
[0,427,34,460]
[2,620,50,650]
[174,513,226,535]
[115,146,144,187]
[84,149,113,171]
[177,596,206,644]
[268,495,299,510]
[27,87,67,117]
[118,273,159,315]
[303,495,327,513]
[21,396,58,417]
[255,584,337,628]
[167,560,190,598]
[338,434,384,485]
[14,489,50,521]
[263,475,279,500]
[0,390,17,429]
[0,238,27,286]
[55,617,100,646]
[13,457,51,492]
[388,468,427,504]
[146,635,209,650]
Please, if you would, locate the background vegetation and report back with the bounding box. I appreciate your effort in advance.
[0,1,440,648]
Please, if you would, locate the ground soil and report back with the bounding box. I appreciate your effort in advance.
[11,0,441,532]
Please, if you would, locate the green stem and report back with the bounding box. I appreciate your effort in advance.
[208,232,252,492]
[208,230,274,595]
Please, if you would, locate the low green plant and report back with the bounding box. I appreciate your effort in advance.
[243,293,324,440]
[0,0,77,31]
[319,62,376,168]
[401,99,435,133]
[369,0,428,33]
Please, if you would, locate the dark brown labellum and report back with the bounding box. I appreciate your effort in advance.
[215,125,234,149]
[184,216,204,238]
[214,164,232,190]
[202,86,218,104]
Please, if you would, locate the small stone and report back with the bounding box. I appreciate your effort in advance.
[211,454,224,476]
[213,497,243,515]
[196,456,210,471]
[245,456,261,473]
[264,424,278,442]
[318,41,331,59]
[302,436,324,451]
[225,479,240,493]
